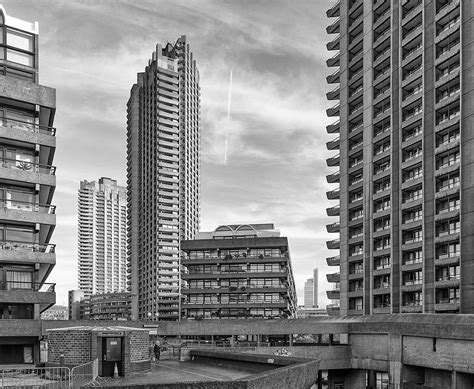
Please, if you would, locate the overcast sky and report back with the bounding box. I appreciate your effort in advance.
[4,0,337,307]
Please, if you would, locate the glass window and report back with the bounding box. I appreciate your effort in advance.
[6,49,33,67]
[7,29,34,51]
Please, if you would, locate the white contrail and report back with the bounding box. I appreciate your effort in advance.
[224,69,233,165]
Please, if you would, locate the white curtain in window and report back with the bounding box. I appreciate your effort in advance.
[6,270,32,290]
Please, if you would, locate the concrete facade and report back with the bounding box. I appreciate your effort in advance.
[325,0,472,315]
[181,224,297,319]
[78,178,127,297]
[127,36,200,321]
[0,6,57,364]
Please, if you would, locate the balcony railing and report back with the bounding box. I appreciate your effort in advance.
[0,158,56,175]
[0,240,55,253]
[0,281,55,292]
[0,117,56,136]
[0,200,56,214]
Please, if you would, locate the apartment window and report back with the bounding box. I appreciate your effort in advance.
[349,153,363,168]
[374,294,391,309]
[374,236,391,251]
[403,249,423,265]
[349,279,363,292]
[349,297,363,310]
[436,265,460,281]
[436,195,460,214]
[403,165,423,182]
[376,372,389,389]
[374,139,391,156]
[403,228,422,244]
[374,274,390,289]
[349,243,364,256]
[374,196,390,213]
[374,216,390,232]
[350,262,364,275]
[350,207,364,221]
[349,190,363,203]
[403,185,422,203]
[349,171,364,186]
[403,208,422,223]
[374,158,390,175]
[403,270,423,285]
[374,255,391,270]
[374,177,391,194]
[349,225,364,239]
[436,287,459,304]
[403,291,422,306]
[436,125,460,147]
[402,123,423,142]
[374,118,390,138]
[436,242,460,259]
[436,218,460,236]
[436,172,460,191]
[436,150,460,169]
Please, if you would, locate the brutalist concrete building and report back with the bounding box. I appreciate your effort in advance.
[127,37,201,321]
[181,224,297,319]
[325,0,472,315]
[0,6,57,363]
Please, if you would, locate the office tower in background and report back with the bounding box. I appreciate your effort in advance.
[304,278,314,307]
[127,36,201,321]
[325,0,472,315]
[181,224,297,319]
[78,178,127,297]
[0,6,57,363]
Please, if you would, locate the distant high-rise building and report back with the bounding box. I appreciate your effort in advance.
[127,36,201,321]
[181,224,297,319]
[68,289,85,320]
[78,178,127,297]
[304,278,314,307]
[325,0,472,315]
[0,6,57,364]
[304,269,319,308]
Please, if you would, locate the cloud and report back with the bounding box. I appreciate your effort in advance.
[1,0,337,308]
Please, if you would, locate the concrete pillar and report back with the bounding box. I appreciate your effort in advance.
[388,334,403,388]
[257,334,261,347]
[289,334,293,346]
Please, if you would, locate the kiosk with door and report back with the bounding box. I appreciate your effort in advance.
[101,337,122,377]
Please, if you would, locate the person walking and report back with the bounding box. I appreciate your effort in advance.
[153,342,161,362]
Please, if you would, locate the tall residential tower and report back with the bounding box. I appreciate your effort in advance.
[325,0,472,315]
[0,6,57,364]
[127,36,200,321]
[78,177,127,297]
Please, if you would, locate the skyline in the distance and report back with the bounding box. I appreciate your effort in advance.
[2,0,335,307]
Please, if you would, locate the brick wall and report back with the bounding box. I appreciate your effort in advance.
[130,331,149,361]
[47,329,91,366]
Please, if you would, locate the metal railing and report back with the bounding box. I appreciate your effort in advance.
[71,358,98,387]
[0,117,56,136]
[0,240,56,253]
[0,157,56,175]
[0,199,56,214]
[0,280,55,292]
[1,366,70,388]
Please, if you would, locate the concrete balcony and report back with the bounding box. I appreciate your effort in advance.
[435,301,460,312]
[0,201,56,227]
[326,87,340,101]
[327,35,340,51]
[0,118,56,150]
[0,158,56,187]
[401,304,423,313]
[326,53,340,68]
[435,277,460,289]
[327,17,340,34]
[327,289,340,299]
[326,206,340,217]
[326,304,340,316]
[326,104,340,117]
[326,172,340,185]
[326,120,340,134]
[326,188,340,200]
[326,222,340,233]
[0,281,55,312]
[326,136,340,150]
[326,69,340,84]
[326,239,340,250]
[327,1,340,18]
[327,272,340,283]
[326,154,340,167]
[326,255,340,266]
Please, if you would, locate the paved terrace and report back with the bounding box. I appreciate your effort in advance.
[3,315,474,387]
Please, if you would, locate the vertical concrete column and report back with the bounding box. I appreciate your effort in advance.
[289,334,293,346]
[422,0,436,313]
[388,333,403,388]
